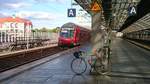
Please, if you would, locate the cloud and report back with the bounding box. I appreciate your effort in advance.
[0,10,64,22]
[34,0,66,4]
[0,0,20,3]
[0,12,10,17]
[5,2,31,9]
[0,11,65,28]
[16,11,64,20]
[0,0,68,10]
[0,0,31,10]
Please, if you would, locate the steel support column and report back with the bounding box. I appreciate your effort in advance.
[91,12,104,51]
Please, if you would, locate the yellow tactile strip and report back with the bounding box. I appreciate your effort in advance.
[126,39,150,50]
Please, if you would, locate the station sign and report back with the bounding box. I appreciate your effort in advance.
[128,6,137,16]
[67,9,76,17]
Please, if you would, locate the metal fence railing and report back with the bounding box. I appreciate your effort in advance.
[0,32,58,53]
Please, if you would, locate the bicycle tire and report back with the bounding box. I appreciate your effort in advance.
[71,57,87,75]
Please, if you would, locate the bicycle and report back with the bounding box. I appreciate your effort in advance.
[70,45,111,75]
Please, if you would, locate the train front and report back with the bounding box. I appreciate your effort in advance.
[58,24,75,47]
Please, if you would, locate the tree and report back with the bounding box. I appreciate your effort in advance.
[40,27,47,32]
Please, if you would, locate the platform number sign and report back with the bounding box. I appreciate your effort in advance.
[67,9,76,17]
[128,6,137,16]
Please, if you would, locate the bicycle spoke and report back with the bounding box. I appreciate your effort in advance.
[71,58,87,75]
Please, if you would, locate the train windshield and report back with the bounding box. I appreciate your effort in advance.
[60,28,74,38]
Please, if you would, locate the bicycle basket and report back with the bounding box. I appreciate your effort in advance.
[73,51,80,58]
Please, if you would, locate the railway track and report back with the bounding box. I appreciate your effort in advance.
[0,45,67,73]
[0,40,58,54]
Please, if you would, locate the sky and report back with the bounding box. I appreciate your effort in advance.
[0,0,91,29]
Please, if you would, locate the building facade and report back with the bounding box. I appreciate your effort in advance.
[0,17,32,43]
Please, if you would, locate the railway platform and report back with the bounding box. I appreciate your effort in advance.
[0,38,150,84]
[0,0,150,84]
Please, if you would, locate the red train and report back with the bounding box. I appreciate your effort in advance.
[58,22,90,47]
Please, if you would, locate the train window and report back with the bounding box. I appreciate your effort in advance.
[60,32,68,37]
[60,28,74,38]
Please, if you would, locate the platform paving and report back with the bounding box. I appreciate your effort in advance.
[0,38,150,84]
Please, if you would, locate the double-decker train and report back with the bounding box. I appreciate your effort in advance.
[58,22,90,47]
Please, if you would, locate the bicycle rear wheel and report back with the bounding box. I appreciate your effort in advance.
[71,58,87,75]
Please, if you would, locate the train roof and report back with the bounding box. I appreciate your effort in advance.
[61,22,75,28]
[61,22,90,30]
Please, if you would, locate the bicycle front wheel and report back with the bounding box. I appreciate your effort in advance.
[71,58,87,75]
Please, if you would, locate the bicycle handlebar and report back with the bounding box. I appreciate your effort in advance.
[73,50,86,58]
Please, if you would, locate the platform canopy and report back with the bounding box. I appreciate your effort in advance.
[75,0,150,33]
[122,13,150,33]
[119,0,150,33]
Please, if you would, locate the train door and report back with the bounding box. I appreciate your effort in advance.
[74,27,80,45]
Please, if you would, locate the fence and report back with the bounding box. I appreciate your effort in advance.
[0,31,58,52]
[0,32,58,43]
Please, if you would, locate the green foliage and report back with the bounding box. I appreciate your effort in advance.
[32,27,60,33]
[40,27,47,32]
